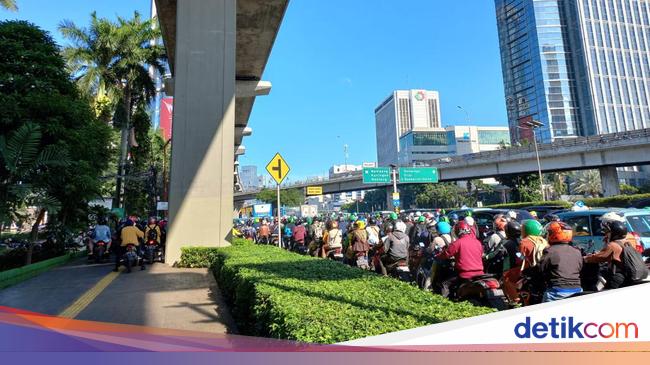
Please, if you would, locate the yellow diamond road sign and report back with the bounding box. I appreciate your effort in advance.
[266,153,290,185]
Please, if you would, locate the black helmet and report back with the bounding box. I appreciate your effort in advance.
[368,218,376,225]
[505,221,522,240]
[385,223,394,233]
[602,220,628,241]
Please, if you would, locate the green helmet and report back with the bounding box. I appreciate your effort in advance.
[350,215,357,222]
[522,219,543,237]
[306,217,313,225]
[418,216,426,223]
[389,212,398,220]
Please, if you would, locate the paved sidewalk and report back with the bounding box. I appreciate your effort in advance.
[0,260,235,334]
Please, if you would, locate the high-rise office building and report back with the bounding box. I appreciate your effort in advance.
[398,126,511,165]
[375,90,442,166]
[239,166,262,191]
[496,0,650,143]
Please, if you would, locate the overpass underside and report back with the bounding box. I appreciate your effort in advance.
[155,0,289,264]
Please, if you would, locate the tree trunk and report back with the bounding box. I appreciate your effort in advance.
[25,208,46,266]
[115,89,133,209]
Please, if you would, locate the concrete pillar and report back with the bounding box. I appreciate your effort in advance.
[599,166,621,197]
[165,0,236,265]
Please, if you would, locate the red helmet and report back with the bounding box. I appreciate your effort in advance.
[454,221,472,237]
[547,221,573,244]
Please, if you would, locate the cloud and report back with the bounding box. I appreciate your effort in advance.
[340,77,353,87]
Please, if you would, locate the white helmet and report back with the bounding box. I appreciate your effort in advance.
[464,216,475,227]
[394,221,407,233]
[601,212,625,223]
[415,211,422,217]
[507,210,518,220]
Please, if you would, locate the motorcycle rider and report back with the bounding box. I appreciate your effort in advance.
[483,215,508,277]
[382,212,398,236]
[366,218,381,247]
[144,217,162,247]
[436,221,485,298]
[411,216,431,249]
[115,219,145,273]
[291,219,307,252]
[428,221,452,253]
[501,221,523,303]
[90,217,112,259]
[258,219,271,244]
[538,221,583,302]
[520,220,549,271]
[378,220,410,276]
[348,220,370,268]
[322,220,343,259]
[585,219,630,289]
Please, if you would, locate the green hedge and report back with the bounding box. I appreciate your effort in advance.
[583,193,650,208]
[488,193,650,210]
[488,200,572,209]
[180,240,493,344]
[0,251,85,289]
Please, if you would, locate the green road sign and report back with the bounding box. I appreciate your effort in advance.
[362,167,391,184]
[399,167,439,183]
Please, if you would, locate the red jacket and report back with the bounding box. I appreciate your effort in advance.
[437,234,484,279]
[292,225,306,244]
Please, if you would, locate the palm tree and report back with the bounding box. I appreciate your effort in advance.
[0,123,70,264]
[571,170,602,197]
[0,0,17,11]
[59,12,166,208]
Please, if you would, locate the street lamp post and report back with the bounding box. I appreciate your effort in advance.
[517,120,545,201]
[457,105,471,124]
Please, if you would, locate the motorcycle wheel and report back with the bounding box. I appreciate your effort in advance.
[95,246,105,264]
[486,294,510,311]
[125,257,132,273]
[146,248,154,264]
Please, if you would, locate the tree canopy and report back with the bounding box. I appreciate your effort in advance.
[0,20,111,233]
[256,188,304,208]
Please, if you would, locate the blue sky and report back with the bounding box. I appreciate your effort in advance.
[2,1,508,181]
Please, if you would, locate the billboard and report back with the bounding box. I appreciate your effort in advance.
[252,204,272,218]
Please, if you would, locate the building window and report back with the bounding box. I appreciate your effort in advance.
[478,130,512,145]
[412,132,449,146]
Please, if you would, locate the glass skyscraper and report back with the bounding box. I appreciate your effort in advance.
[496,0,650,143]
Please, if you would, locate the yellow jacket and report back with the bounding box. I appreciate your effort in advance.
[121,226,144,246]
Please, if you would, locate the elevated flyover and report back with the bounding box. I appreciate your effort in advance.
[235,128,650,202]
[155,0,289,263]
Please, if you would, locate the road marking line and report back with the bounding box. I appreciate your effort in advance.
[59,269,121,319]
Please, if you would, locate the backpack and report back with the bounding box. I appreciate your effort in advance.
[313,222,324,240]
[147,227,158,241]
[415,225,430,244]
[616,241,649,283]
[366,226,380,245]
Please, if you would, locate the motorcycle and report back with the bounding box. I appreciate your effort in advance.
[372,242,411,282]
[326,247,344,262]
[93,240,108,264]
[428,255,509,310]
[408,242,426,274]
[122,244,141,273]
[144,239,162,264]
[455,274,510,311]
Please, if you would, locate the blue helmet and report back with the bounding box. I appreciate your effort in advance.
[436,221,452,235]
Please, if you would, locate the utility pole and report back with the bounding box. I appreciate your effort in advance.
[517,120,545,201]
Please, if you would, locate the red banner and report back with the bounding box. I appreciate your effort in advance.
[159,97,173,141]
